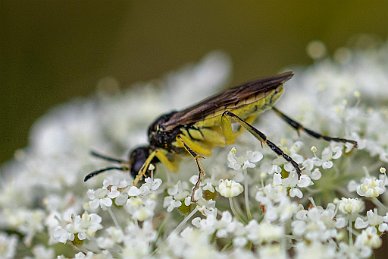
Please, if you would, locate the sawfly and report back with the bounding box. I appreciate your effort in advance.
[85,71,357,201]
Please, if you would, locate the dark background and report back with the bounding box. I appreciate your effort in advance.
[1,1,388,164]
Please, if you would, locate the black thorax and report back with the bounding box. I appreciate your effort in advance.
[148,111,182,151]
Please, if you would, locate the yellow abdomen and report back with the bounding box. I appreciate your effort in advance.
[176,86,284,153]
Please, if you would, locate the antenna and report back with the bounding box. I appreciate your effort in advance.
[84,166,126,182]
[90,150,125,164]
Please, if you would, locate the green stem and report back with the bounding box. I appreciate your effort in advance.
[244,169,252,219]
[108,208,123,232]
[348,219,353,246]
[169,207,198,238]
[229,198,240,220]
[372,197,387,213]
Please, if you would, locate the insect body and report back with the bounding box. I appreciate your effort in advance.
[85,71,357,200]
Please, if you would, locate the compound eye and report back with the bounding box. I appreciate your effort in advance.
[129,147,150,179]
[130,158,146,178]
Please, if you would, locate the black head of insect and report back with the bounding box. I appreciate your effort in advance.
[84,111,179,183]
[83,146,159,182]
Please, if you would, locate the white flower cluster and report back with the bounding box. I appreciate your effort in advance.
[1,42,388,258]
[49,210,102,244]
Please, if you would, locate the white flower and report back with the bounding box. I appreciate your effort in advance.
[106,185,121,199]
[255,184,287,205]
[103,177,131,203]
[0,233,18,259]
[295,241,336,259]
[246,220,283,244]
[97,227,124,249]
[357,176,385,198]
[168,181,191,200]
[74,251,96,259]
[163,196,182,212]
[347,180,359,192]
[217,179,244,198]
[87,188,112,210]
[215,211,237,237]
[121,221,157,258]
[32,245,55,259]
[126,197,156,221]
[132,206,155,222]
[53,226,73,243]
[336,198,364,218]
[192,209,245,242]
[272,171,312,198]
[76,212,103,240]
[192,209,218,235]
[114,192,129,206]
[146,177,162,190]
[103,176,131,189]
[128,186,141,197]
[292,204,338,242]
[355,227,382,249]
[2,208,45,245]
[162,180,191,212]
[233,236,247,247]
[258,244,287,259]
[51,211,102,243]
[227,147,263,171]
[138,177,163,196]
[338,241,372,258]
[255,184,298,222]
[165,227,218,259]
[310,168,322,180]
[310,144,343,170]
[355,209,388,232]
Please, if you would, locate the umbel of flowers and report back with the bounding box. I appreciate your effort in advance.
[0,41,388,258]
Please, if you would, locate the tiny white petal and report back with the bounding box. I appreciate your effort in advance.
[217,179,243,198]
[100,198,112,208]
[273,173,282,185]
[89,199,100,210]
[336,217,347,228]
[322,161,333,169]
[247,151,263,163]
[128,186,141,196]
[289,188,303,198]
[311,168,322,180]
[355,217,369,229]
[297,175,312,188]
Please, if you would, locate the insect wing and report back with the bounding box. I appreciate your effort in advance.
[161,71,294,130]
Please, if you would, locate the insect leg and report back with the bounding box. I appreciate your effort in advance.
[221,114,258,145]
[154,150,179,173]
[133,150,158,186]
[222,111,302,176]
[221,112,237,145]
[272,107,358,148]
[177,136,206,202]
[177,134,212,156]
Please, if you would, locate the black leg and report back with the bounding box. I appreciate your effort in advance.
[222,111,302,176]
[272,107,358,148]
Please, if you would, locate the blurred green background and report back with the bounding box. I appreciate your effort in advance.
[1,0,388,164]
